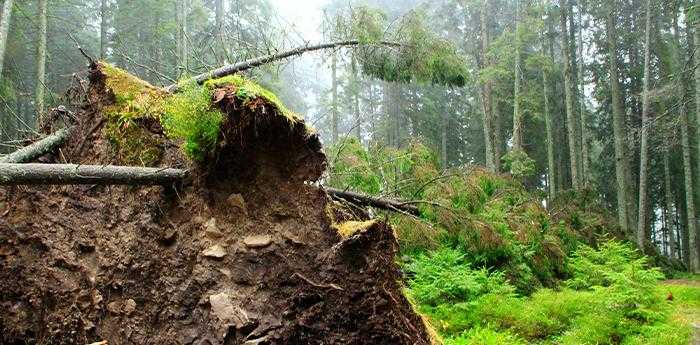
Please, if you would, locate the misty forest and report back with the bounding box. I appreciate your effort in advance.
[0,0,699,344]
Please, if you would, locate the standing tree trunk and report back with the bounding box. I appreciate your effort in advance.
[479,0,499,172]
[351,56,361,140]
[100,0,108,59]
[34,0,48,117]
[680,100,698,271]
[663,144,677,259]
[441,111,448,168]
[331,51,338,143]
[693,4,700,266]
[636,0,653,249]
[606,7,633,236]
[543,67,555,200]
[0,0,14,76]
[176,0,188,76]
[512,0,524,151]
[577,1,590,186]
[559,0,581,190]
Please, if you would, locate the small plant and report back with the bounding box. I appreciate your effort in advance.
[161,81,224,161]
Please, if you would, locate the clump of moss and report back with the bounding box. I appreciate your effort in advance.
[161,81,224,161]
[204,74,300,123]
[100,62,166,166]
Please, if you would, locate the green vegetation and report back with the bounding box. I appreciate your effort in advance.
[161,80,223,161]
[100,63,301,162]
[328,140,699,345]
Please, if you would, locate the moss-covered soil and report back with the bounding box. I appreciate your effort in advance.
[0,65,434,344]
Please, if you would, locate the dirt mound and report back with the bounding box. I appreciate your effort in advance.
[0,65,433,344]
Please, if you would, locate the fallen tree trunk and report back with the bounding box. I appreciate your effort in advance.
[165,40,401,92]
[325,187,420,216]
[0,126,73,163]
[0,163,187,185]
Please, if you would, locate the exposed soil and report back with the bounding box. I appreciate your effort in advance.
[0,66,433,345]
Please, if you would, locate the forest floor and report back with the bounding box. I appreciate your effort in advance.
[660,276,700,345]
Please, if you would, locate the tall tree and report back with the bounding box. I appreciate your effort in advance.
[576,0,590,186]
[559,0,581,189]
[176,0,188,75]
[606,4,633,235]
[0,0,14,77]
[35,0,48,116]
[693,3,700,267]
[636,0,653,248]
[512,0,524,151]
[479,0,500,172]
[331,51,338,143]
[100,0,108,59]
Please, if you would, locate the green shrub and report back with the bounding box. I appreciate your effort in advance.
[445,326,527,345]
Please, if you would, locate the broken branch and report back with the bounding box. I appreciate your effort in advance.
[0,163,187,185]
[0,127,73,163]
[325,187,420,216]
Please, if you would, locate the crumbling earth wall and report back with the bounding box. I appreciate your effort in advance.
[0,65,433,345]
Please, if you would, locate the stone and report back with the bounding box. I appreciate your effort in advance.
[107,301,121,315]
[123,299,136,315]
[204,218,224,239]
[202,245,227,259]
[209,293,248,326]
[243,235,272,249]
[227,194,247,215]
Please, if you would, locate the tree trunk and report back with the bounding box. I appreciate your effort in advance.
[681,100,699,271]
[479,0,498,172]
[0,126,72,163]
[664,143,678,259]
[636,0,653,249]
[351,56,361,140]
[331,50,338,143]
[100,0,108,59]
[543,63,556,200]
[0,163,187,185]
[176,0,188,76]
[577,1,589,186]
[0,0,14,76]
[559,0,581,190]
[35,0,48,117]
[606,7,631,234]
[512,0,524,151]
[693,3,700,267]
[441,111,448,168]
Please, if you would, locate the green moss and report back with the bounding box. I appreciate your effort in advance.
[99,62,166,166]
[161,81,224,161]
[204,74,300,124]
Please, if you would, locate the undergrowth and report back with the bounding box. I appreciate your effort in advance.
[327,139,696,345]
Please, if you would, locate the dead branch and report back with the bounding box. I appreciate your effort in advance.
[325,187,420,216]
[0,163,187,185]
[0,127,73,163]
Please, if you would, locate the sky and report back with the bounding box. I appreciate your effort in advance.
[269,0,329,42]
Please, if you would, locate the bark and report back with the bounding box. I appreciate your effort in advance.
[100,0,108,59]
[577,1,589,186]
[543,62,555,200]
[0,163,187,185]
[606,7,631,234]
[351,56,361,140]
[0,0,14,76]
[479,0,498,172]
[511,0,523,151]
[663,146,677,259]
[165,40,401,93]
[0,127,73,163]
[176,0,188,76]
[636,0,653,249]
[559,0,581,189]
[331,51,338,143]
[680,100,699,271]
[35,0,47,116]
[325,187,420,216]
[693,3,700,267]
[441,111,448,168]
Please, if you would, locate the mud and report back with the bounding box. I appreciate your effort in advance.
[0,66,432,345]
